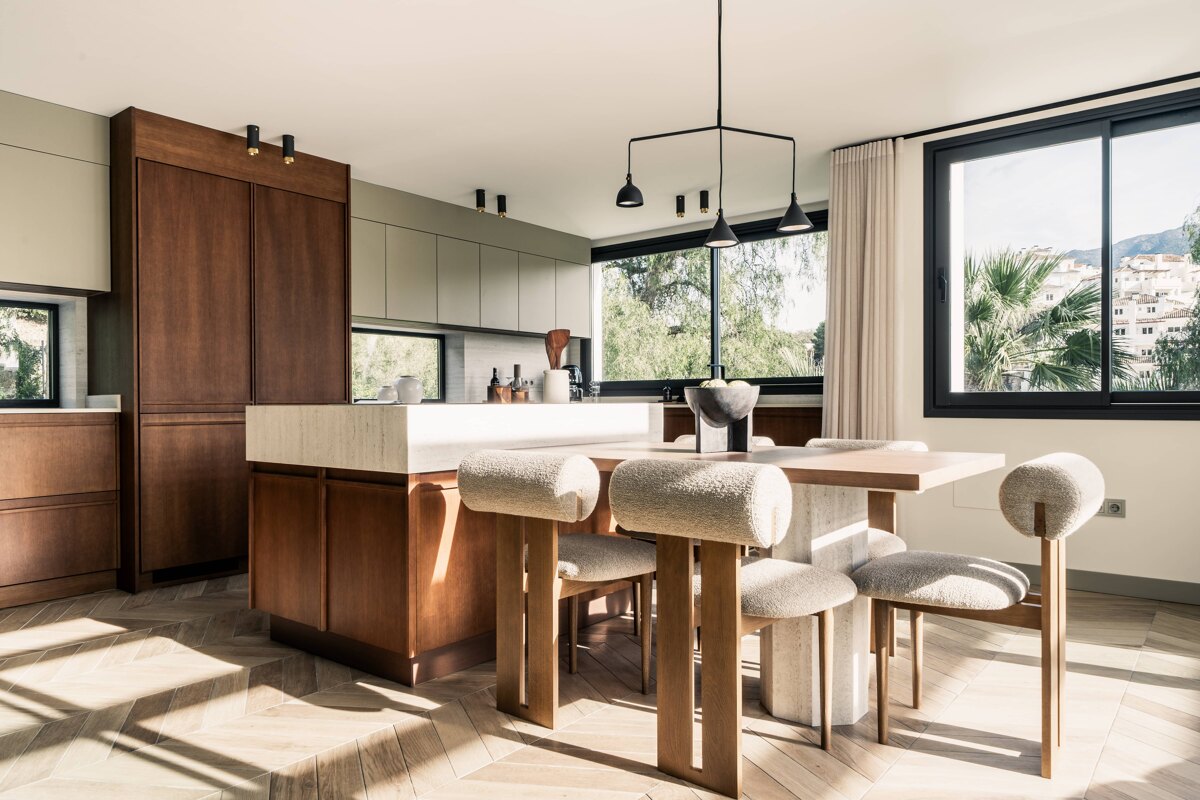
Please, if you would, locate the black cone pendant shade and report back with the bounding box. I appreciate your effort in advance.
[615,174,644,207]
[777,193,813,233]
[705,209,739,248]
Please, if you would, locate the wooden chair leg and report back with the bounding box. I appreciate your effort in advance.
[1040,536,1062,779]
[889,606,898,655]
[639,572,653,695]
[699,540,743,798]
[525,518,560,730]
[657,536,697,786]
[632,578,641,636]
[568,594,579,675]
[874,599,891,745]
[911,610,924,709]
[869,602,875,654]
[817,608,833,751]
[495,515,525,716]
[1058,540,1067,747]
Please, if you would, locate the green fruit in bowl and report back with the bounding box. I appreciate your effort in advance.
[728,379,750,387]
[699,378,728,388]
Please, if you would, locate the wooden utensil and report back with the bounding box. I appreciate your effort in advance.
[545,329,570,370]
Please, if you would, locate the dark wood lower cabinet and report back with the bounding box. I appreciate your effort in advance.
[251,463,628,685]
[139,414,248,573]
[0,412,119,606]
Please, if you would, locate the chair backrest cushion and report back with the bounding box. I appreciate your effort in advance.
[999,453,1104,541]
[459,450,599,523]
[674,434,776,447]
[806,438,928,452]
[609,458,792,548]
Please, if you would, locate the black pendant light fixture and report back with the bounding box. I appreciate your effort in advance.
[613,0,809,244]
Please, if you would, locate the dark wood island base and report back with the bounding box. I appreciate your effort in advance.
[250,461,631,685]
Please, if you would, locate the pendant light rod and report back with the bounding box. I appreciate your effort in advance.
[716,0,723,127]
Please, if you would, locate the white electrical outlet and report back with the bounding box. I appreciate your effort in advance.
[1096,498,1126,518]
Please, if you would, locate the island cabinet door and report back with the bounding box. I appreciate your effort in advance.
[249,471,321,628]
[324,481,409,651]
[412,480,497,653]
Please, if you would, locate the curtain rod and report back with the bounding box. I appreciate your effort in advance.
[837,70,1200,152]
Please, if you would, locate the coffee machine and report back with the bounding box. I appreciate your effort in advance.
[563,364,584,402]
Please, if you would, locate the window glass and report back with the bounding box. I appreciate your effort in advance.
[0,303,54,403]
[351,330,442,400]
[1111,120,1200,391]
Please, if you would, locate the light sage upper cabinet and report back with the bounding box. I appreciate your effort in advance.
[480,245,519,331]
[555,261,592,337]
[350,218,386,319]
[0,143,109,292]
[386,226,437,324]
[436,236,480,327]
[517,253,556,334]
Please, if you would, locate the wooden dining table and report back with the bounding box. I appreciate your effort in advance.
[522,440,1006,727]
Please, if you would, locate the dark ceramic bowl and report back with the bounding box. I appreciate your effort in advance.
[684,385,760,428]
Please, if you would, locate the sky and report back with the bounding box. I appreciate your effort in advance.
[961,120,1200,252]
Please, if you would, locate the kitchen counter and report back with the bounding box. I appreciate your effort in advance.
[245,402,663,474]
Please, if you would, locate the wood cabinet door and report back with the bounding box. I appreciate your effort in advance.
[413,481,496,653]
[254,185,348,404]
[436,236,480,327]
[517,252,556,334]
[480,245,519,331]
[386,227,438,324]
[250,472,321,628]
[139,414,248,572]
[555,260,591,337]
[325,481,408,651]
[137,160,252,409]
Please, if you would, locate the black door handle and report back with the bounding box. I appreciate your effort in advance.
[937,269,948,304]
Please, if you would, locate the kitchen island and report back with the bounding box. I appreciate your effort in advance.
[245,402,663,684]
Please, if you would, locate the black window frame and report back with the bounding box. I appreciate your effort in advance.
[591,211,829,396]
[350,327,447,402]
[0,300,59,409]
[925,86,1200,420]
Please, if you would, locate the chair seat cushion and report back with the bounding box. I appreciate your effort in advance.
[851,550,1030,611]
[694,557,857,619]
[868,528,907,560]
[555,534,657,582]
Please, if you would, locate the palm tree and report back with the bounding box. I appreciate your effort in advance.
[962,248,1133,391]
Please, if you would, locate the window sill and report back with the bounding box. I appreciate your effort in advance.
[925,403,1200,421]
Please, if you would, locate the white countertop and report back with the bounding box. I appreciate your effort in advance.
[245,402,664,474]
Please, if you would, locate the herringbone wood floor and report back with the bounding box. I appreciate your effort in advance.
[0,577,1193,799]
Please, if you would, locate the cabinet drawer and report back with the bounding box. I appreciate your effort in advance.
[0,417,117,501]
[0,501,117,586]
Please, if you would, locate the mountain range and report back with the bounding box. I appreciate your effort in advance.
[1065,226,1189,267]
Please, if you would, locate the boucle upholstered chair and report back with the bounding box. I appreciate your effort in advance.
[806,437,929,652]
[610,458,856,798]
[851,453,1103,779]
[459,450,657,730]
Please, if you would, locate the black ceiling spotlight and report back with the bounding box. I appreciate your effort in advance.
[282,134,295,166]
[246,125,260,157]
[497,195,507,219]
[615,172,644,207]
[676,195,685,218]
[612,0,809,245]
[475,189,486,213]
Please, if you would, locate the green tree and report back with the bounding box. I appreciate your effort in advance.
[962,248,1132,391]
[811,320,825,366]
[1140,211,1200,390]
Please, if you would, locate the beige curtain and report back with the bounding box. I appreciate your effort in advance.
[822,139,898,439]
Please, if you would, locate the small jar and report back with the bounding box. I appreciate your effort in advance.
[377,385,398,403]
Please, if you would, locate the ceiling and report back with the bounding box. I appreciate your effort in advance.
[2,0,1198,242]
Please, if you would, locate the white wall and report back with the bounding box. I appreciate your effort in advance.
[894,78,1200,586]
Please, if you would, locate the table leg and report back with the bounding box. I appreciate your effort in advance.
[761,484,870,726]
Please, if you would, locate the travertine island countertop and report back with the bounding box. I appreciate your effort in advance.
[245,402,664,474]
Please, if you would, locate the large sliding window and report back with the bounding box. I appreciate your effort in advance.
[0,300,57,408]
[927,88,1200,418]
[595,214,827,393]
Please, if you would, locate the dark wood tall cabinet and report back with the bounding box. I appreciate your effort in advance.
[91,108,350,592]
